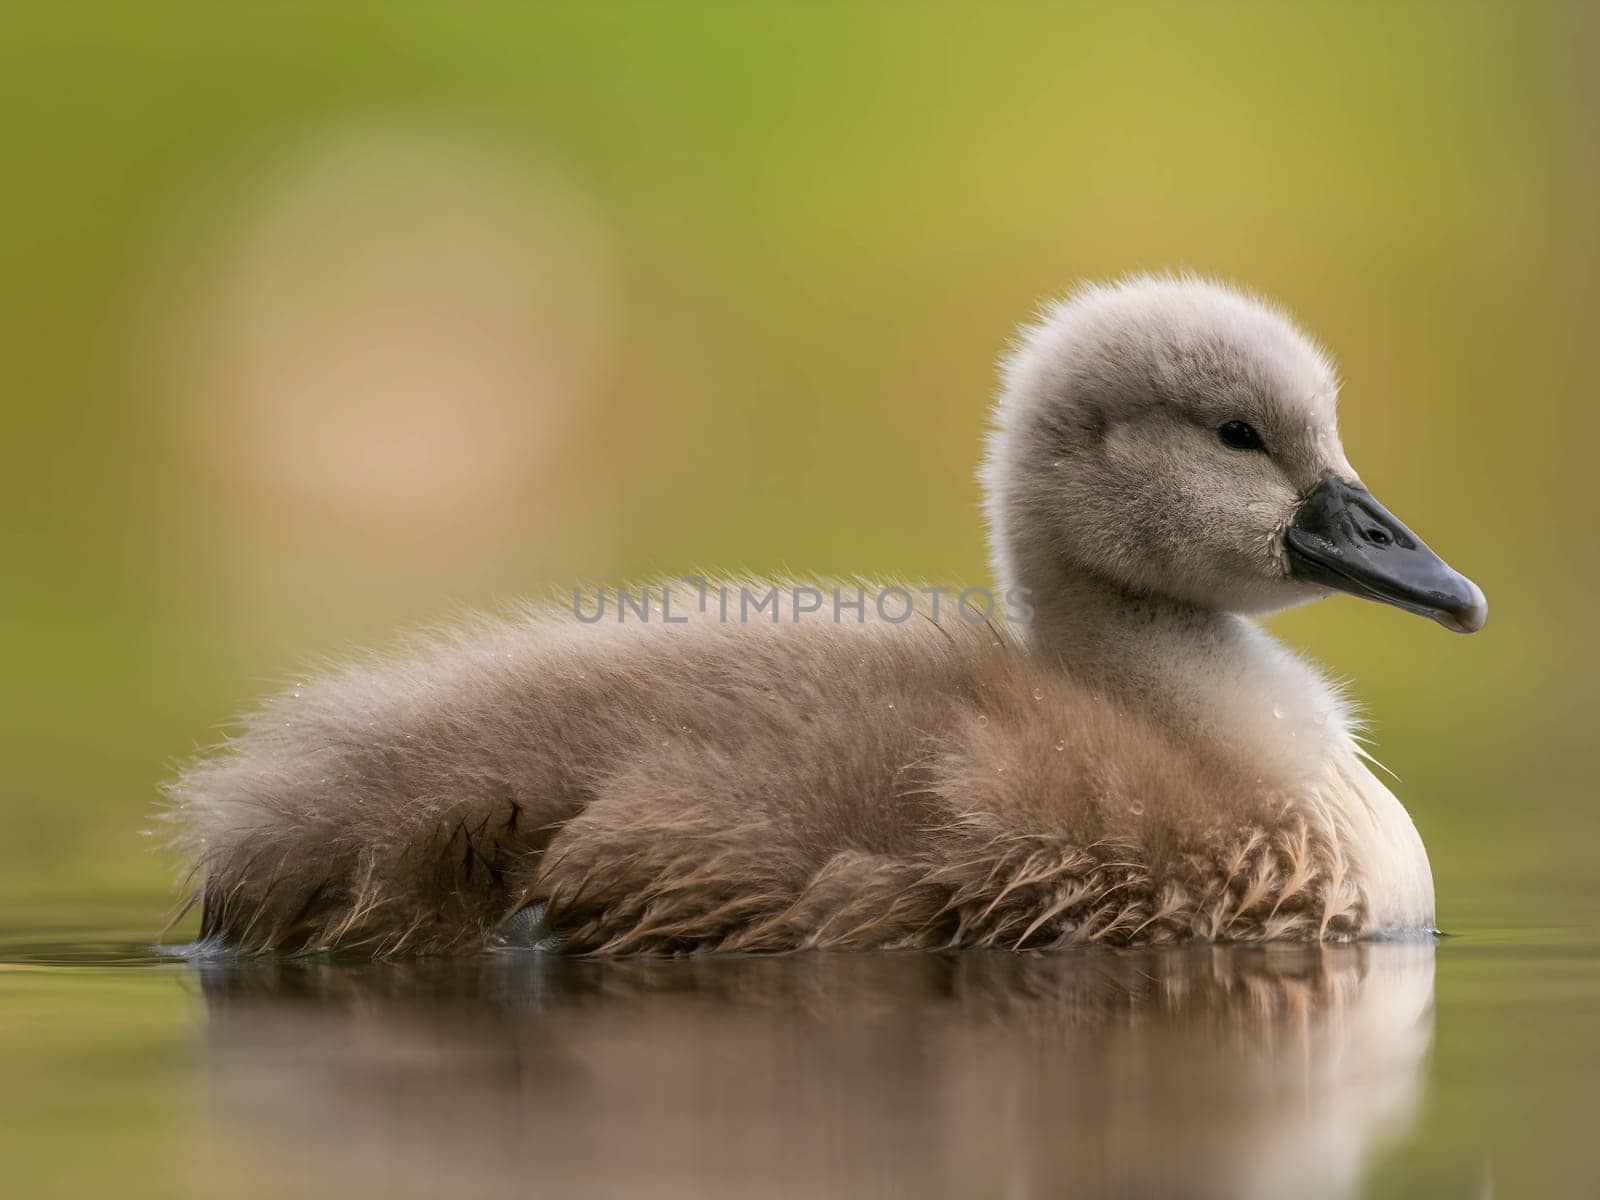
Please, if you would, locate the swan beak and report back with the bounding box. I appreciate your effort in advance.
[1285,471,1487,633]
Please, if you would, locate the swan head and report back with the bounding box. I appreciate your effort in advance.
[985,275,1486,633]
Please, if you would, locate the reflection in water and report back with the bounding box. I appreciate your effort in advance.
[194,943,1433,1199]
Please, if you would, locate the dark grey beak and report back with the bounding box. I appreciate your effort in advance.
[1286,472,1487,633]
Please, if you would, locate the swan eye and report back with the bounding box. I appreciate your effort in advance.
[1218,420,1265,452]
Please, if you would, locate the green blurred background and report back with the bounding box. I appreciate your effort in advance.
[2,3,1599,1196]
[5,1,1594,913]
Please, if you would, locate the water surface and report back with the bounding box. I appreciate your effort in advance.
[2,902,1597,1198]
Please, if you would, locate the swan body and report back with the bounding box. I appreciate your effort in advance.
[168,275,1484,955]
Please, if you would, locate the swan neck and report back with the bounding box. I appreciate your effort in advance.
[1002,560,1436,934]
[1011,563,1240,722]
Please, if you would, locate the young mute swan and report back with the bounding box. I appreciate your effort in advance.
[168,275,1486,955]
